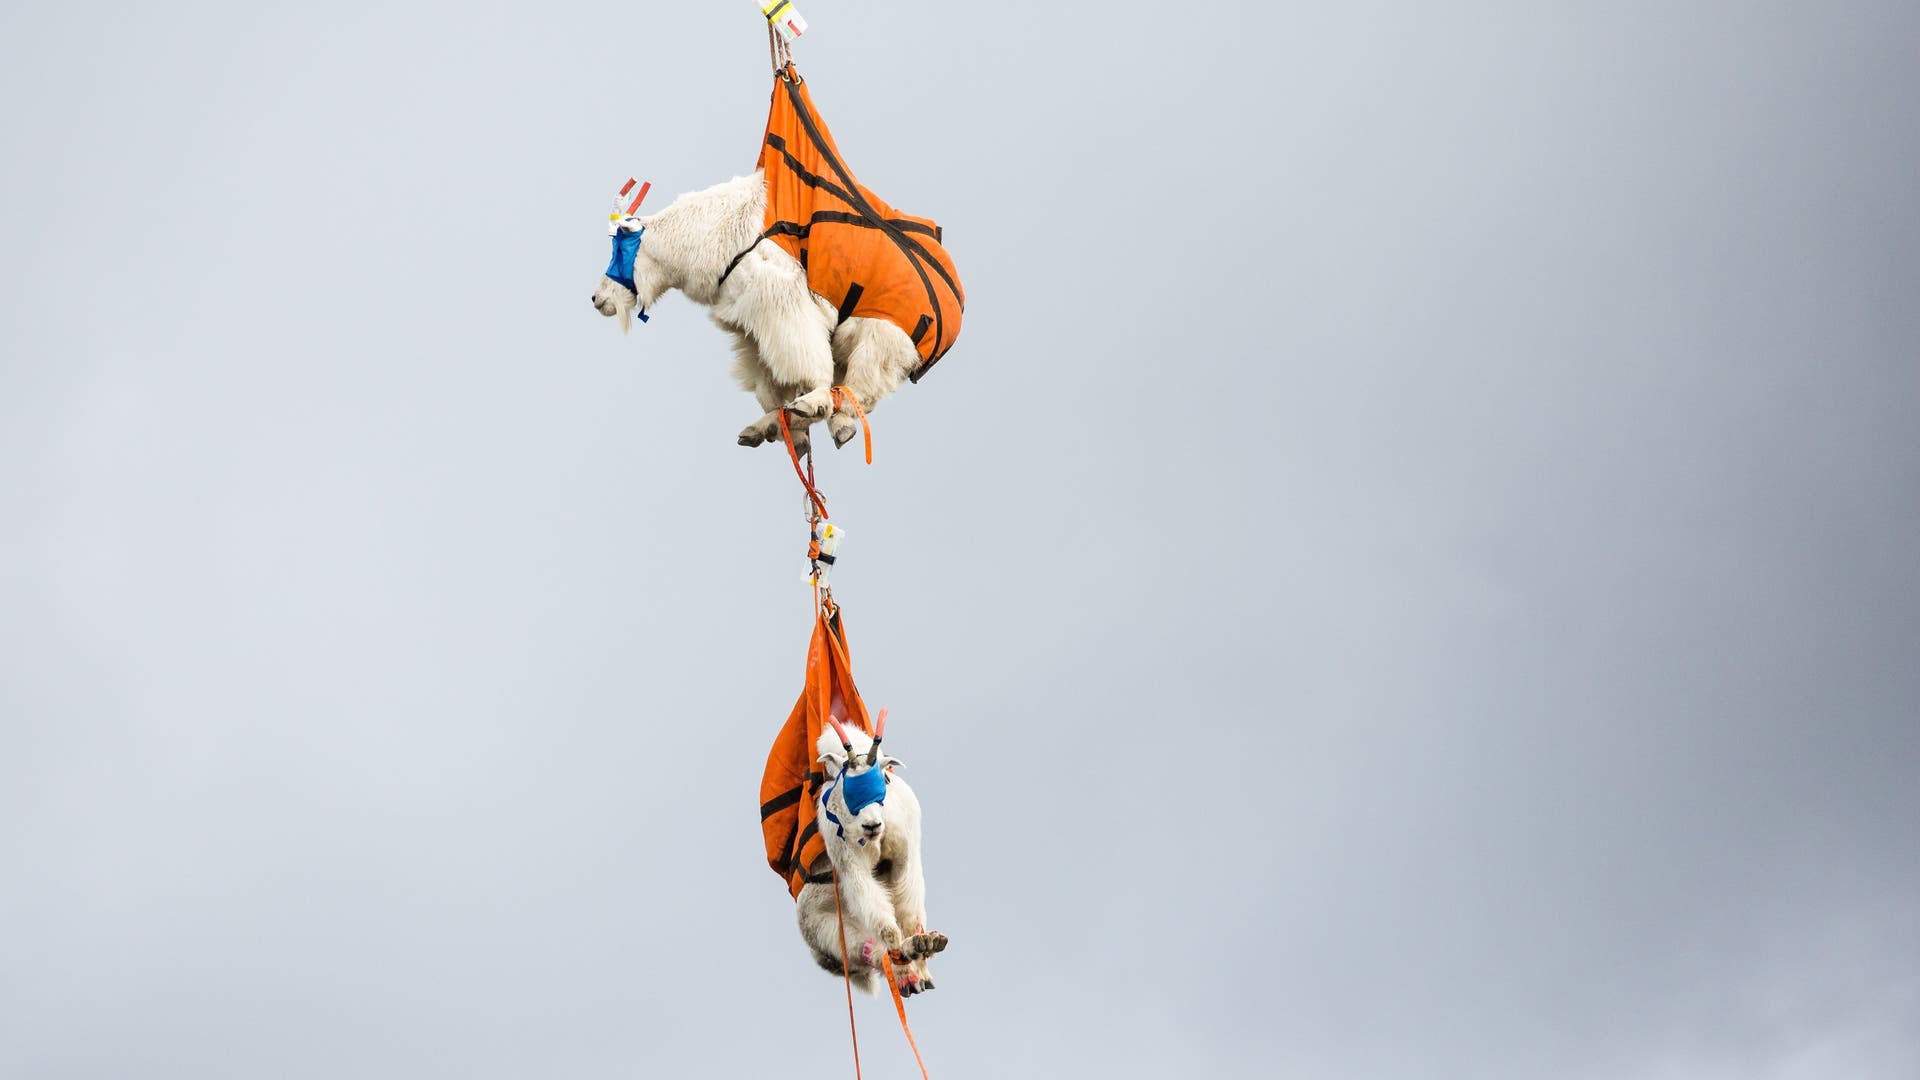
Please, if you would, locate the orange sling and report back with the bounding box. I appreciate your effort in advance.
[759,604,874,897]
[744,65,965,380]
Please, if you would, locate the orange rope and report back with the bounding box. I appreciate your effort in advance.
[829,386,874,465]
[829,867,931,1080]
[878,952,932,1080]
[777,409,830,520]
[798,385,907,1080]
[831,870,862,1080]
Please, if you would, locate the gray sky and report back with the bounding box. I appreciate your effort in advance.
[4,2,1917,1077]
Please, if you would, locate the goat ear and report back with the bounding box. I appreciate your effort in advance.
[879,755,905,772]
[816,751,846,777]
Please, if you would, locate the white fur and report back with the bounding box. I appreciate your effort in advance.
[797,724,945,996]
[591,171,924,452]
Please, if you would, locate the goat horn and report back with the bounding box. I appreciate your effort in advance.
[866,707,888,765]
[824,714,855,753]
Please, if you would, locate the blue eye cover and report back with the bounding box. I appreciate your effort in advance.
[840,765,886,816]
[606,227,642,290]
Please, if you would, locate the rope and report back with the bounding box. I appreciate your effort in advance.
[830,869,863,1080]
[829,868,932,1080]
[777,409,830,520]
[767,23,792,74]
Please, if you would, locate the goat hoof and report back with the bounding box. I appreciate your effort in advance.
[828,414,860,447]
[905,931,948,960]
[920,978,935,992]
[738,431,765,447]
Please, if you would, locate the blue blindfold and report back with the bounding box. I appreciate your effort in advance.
[821,761,888,844]
[606,227,650,323]
[840,765,887,816]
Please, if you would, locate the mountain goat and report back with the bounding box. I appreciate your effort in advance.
[590,173,927,456]
[796,711,947,996]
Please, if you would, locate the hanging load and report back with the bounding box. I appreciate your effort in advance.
[741,17,947,1072]
[752,65,966,380]
[759,603,875,897]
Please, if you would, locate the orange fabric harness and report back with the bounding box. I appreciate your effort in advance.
[759,605,873,898]
[738,65,965,381]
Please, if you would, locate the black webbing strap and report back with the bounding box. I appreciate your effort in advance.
[717,234,767,289]
[761,785,804,821]
[837,283,865,324]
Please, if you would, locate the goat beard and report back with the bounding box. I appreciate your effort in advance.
[605,280,638,335]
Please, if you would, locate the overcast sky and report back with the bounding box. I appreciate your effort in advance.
[3,2,1917,1078]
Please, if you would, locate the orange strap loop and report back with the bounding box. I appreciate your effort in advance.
[878,952,932,1080]
[777,409,830,520]
[829,867,931,1080]
[829,387,874,465]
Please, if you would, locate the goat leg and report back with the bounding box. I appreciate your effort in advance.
[832,864,903,959]
[738,409,783,447]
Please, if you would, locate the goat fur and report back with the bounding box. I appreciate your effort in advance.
[591,172,923,453]
[797,724,946,995]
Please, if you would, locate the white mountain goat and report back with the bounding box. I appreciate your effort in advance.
[795,711,947,996]
[590,172,925,455]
